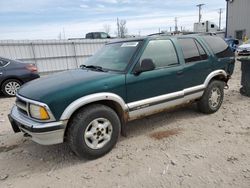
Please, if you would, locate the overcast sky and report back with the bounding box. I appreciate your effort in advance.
[0,0,227,40]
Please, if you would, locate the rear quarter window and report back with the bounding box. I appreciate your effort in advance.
[202,36,234,58]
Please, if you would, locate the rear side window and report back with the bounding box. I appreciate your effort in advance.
[202,36,234,58]
[178,38,206,63]
[140,39,179,69]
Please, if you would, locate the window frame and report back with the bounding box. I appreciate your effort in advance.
[194,39,209,61]
[139,39,180,70]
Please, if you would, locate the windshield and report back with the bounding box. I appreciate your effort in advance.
[83,41,141,72]
[245,40,250,44]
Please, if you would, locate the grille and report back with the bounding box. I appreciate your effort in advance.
[16,97,28,116]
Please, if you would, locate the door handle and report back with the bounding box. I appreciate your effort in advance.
[177,70,183,75]
[0,72,2,75]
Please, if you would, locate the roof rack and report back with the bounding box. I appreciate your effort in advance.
[147,31,218,37]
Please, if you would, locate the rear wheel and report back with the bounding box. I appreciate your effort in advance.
[198,80,225,114]
[1,79,21,97]
[67,104,121,159]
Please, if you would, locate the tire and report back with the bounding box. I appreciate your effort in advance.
[1,79,22,97]
[67,104,121,159]
[197,80,225,114]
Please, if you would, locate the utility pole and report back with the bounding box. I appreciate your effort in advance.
[218,8,223,31]
[196,4,205,23]
[174,17,178,33]
[63,28,66,39]
[117,18,119,38]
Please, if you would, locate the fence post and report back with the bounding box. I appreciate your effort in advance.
[30,42,37,66]
[72,42,78,68]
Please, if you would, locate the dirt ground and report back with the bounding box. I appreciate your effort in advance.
[0,63,249,188]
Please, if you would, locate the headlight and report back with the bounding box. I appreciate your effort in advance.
[29,104,50,120]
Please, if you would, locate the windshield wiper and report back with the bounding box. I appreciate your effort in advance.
[80,65,107,72]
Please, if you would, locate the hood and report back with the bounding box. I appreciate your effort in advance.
[18,69,126,119]
[238,43,250,49]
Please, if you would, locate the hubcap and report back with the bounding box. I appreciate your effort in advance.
[208,87,221,109]
[5,81,20,96]
[84,118,113,150]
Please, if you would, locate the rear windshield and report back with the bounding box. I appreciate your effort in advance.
[84,41,141,72]
[202,36,234,58]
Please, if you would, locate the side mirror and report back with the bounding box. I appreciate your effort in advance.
[234,40,239,45]
[134,58,155,75]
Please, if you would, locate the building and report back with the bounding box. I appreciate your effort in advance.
[194,21,219,33]
[226,0,250,40]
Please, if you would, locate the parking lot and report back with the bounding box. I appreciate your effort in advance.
[0,62,249,188]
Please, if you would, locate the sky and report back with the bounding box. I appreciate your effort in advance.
[0,0,227,40]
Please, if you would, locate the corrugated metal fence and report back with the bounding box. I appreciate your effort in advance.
[0,39,112,73]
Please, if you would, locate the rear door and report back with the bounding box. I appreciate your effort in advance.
[178,38,212,88]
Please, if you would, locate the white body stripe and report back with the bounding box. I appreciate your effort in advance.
[60,69,227,121]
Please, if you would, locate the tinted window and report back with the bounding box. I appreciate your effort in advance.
[140,40,179,68]
[178,38,201,63]
[93,33,100,39]
[195,40,208,60]
[86,33,93,39]
[202,36,234,58]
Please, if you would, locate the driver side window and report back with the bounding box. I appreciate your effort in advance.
[140,40,179,69]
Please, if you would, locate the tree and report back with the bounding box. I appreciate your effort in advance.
[116,18,128,38]
[103,24,111,35]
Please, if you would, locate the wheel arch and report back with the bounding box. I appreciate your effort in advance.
[204,70,227,87]
[61,93,128,139]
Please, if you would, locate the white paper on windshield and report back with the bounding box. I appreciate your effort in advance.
[121,42,139,47]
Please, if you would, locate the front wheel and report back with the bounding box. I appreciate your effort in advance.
[67,104,121,159]
[197,80,225,114]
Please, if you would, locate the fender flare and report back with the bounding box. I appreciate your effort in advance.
[204,69,227,87]
[60,92,128,120]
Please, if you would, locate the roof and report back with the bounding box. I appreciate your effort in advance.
[106,33,217,45]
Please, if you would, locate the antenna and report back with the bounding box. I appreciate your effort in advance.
[196,4,205,23]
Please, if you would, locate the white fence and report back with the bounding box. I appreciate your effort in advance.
[0,39,112,73]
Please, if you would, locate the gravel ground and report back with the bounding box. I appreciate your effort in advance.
[0,62,249,188]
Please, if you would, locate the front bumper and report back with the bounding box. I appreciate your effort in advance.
[238,50,250,56]
[9,106,66,145]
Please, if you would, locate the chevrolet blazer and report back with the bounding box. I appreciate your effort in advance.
[8,35,235,159]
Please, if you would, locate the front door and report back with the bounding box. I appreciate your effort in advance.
[126,39,184,106]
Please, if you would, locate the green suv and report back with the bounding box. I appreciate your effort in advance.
[8,35,235,159]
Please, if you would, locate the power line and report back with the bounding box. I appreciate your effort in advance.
[196,3,205,23]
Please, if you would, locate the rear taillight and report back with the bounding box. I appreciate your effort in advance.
[26,64,38,72]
